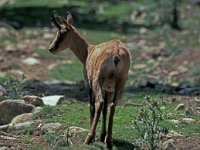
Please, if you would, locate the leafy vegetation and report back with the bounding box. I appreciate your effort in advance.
[0,76,24,100]
[132,96,168,150]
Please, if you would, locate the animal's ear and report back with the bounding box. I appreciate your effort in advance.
[66,12,73,25]
[59,16,71,29]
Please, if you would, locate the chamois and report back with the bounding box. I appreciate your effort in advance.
[48,11,130,150]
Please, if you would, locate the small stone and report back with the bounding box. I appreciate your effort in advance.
[177,66,188,74]
[169,71,179,77]
[185,107,196,115]
[182,118,195,124]
[194,98,200,107]
[0,146,10,150]
[41,122,62,133]
[166,131,184,139]
[162,139,175,149]
[169,119,181,125]
[23,95,44,106]
[42,95,64,106]
[32,106,43,115]
[10,113,33,125]
[175,103,185,111]
[68,126,87,137]
[133,64,147,69]
[22,57,40,65]
[139,27,148,34]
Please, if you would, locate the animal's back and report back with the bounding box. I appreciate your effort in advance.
[86,40,130,92]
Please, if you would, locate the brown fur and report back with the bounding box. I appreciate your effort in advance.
[49,13,130,150]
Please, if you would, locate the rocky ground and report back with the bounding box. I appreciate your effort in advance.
[1,2,200,149]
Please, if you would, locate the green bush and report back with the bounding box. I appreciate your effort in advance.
[132,96,168,150]
[0,76,24,100]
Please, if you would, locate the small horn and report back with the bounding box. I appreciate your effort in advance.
[51,11,61,29]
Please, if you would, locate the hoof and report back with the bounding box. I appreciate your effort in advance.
[105,136,113,150]
[84,134,95,144]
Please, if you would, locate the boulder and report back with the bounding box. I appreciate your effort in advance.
[41,95,64,106]
[23,95,44,106]
[10,113,33,125]
[0,100,34,125]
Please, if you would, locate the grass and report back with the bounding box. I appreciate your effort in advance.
[28,91,200,149]
[49,60,83,81]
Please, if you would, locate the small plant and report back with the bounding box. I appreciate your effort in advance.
[44,127,72,150]
[132,96,168,150]
[0,75,24,100]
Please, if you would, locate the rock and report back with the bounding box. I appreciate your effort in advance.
[68,126,87,137]
[133,64,147,69]
[0,146,10,150]
[162,139,175,150]
[32,106,43,115]
[10,113,33,125]
[0,124,9,131]
[9,121,35,130]
[194,98,200,107]
[23,95,44,106]
[139,27,148,34]
[185,107,196,115]
[169,71,179,77]
[178,87,200,95]
[0,100,34,125]
[175,103,185,111]
[166,131,184,139]
[0,85,6,96]
[41,95,64,106]
[177,66,188,74]
[169,119,180,125]
[41,123,62,133]
[22,57,40,65]
[182,118,195,124]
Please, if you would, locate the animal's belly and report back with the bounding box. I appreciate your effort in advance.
[102,78,115,92]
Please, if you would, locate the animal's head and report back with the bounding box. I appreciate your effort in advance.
[48,11,74,54]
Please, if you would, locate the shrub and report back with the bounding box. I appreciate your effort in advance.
[132,96,168,150]
[0,75,24,100]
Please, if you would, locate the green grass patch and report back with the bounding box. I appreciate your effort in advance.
[49,60,83,81]
[79,28,126,44]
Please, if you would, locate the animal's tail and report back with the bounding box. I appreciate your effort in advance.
[113,55,120,66]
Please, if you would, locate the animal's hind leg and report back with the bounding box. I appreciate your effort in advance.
[100,92,110,142]
[89,88,95,127]
[105,81,125,150]
[85,84,103,144]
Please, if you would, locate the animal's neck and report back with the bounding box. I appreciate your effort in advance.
[69,30,89,64]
